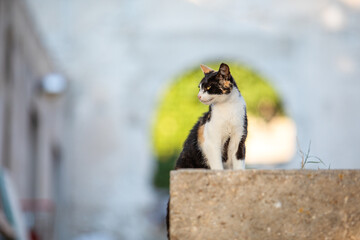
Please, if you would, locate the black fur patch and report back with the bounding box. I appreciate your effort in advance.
[199,65,236,96]
[166,199,170,239]
[236,109,248,160]
[174,108,212,170]
[222,137,230,163]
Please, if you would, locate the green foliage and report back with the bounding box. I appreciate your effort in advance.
[153,154,178,189]
[152,63,284,189]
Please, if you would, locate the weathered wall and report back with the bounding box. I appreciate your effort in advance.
[0,0,65,239]
[170,170,360,240]
[22,0,360,239]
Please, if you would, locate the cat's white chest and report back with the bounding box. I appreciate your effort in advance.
[208,97,246,139]
[199,91,247,170]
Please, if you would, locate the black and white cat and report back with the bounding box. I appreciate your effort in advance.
[175,63,248,170]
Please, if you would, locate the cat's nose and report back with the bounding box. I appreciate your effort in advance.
[197,95,201,100]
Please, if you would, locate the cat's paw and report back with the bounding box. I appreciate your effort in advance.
[233,159,245,170]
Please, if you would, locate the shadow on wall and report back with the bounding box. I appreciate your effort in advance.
[152,62,297,189]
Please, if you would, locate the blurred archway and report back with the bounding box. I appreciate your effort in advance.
[152,62,296,188]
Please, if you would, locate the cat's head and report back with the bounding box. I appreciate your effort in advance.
[197,63,237,105]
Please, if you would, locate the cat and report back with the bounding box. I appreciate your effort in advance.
[167,63,248,239]
[175,63,248,170]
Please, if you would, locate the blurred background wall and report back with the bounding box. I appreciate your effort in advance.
[0,0,66,239]
[1,0,360,239]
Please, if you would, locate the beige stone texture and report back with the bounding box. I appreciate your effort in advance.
[169,170,360,240]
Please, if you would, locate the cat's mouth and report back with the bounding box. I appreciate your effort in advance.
[200,98,214,104]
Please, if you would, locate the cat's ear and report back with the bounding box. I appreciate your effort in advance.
[200,64,214,75]
[218,63,230,79]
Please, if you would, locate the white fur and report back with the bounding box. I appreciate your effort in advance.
[199,87,246,170]
[198,87,246,170]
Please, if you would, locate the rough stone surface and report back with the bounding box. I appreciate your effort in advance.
[170,170,360,240]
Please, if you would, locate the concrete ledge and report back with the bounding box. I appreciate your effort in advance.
[169,170,360,240]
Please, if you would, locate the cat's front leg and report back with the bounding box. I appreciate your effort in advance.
[229,134,246,170]
[202,139,223,170]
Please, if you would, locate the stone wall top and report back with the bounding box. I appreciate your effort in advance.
[170,169,360,240]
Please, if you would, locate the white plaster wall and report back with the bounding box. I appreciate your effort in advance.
[24,0,360,238]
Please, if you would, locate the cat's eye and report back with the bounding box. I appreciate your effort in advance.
[206,86,211,90]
